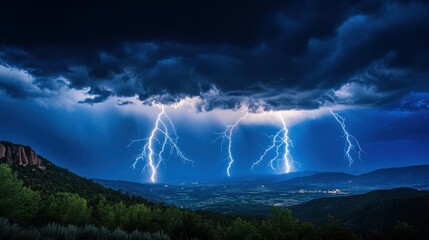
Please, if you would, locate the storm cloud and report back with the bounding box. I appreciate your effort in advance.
[0,0,428,111]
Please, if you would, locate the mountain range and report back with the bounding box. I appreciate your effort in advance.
[281,165,429,188]
[194,165,429,189]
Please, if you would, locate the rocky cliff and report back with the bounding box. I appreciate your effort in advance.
[0,141,45,170]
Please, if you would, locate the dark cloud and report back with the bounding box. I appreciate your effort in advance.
[0,0,428,111]
[78,87,112,105]
[0,64,42,98]
[0,0,281,48]
[117,100,133,106]
[397,92,429,112]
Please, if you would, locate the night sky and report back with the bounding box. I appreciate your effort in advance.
[0,0,428,183]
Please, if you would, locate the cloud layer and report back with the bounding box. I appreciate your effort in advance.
[0,0,428,111]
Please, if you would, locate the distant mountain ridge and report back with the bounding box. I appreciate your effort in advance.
[285,172,354,184]
[214,165,429,188]
[355,165,429,185]
[281,165,429,188]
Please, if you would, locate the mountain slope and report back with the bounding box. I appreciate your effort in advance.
[281,165,429,188]
[0,141,150,205]
[290,188,429,234]
[282,172,355,186]
[354,165,429,186]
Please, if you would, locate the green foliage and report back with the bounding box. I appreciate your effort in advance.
[367,229,384,240]
[0,164,41,221]
[290,187,429,234]
[127,203,152,231]
[178,211,214,239]
[110,202,130,229]
[2,161,428,240]
[95,201,129,229]
[320,215,358,240]
[10,158,152,206]
[1,217,170,240]
[269,208,299,236]
[389,222,419,240]
[39,222,171,240]
[89,194,110,226]
[150,207,183,235]
[258,207,320,240]
[43,192,91,226]
[226,217,258,240]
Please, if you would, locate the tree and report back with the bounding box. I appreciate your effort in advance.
[109,202,130,229]
[267,207,300,239]
[389,222,419,240]
[179,211,213,240]
[321,215,357,240]
[150,207,182,235]
[226,217,258,240]
[127,203,151,231]
[89,194,109,225]
[44,192,90,225]
[0,164,40,221]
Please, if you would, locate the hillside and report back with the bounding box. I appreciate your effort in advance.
[283,172,355,187]
[290,188,429,234]
[0,141,150,205]
[354,165,429,186]
[281,165,429,188]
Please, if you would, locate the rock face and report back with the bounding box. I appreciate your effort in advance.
[0,141,45,170]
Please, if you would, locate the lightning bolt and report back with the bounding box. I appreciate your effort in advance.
[129,105,192,183]
[330,109,362,166]
[215,112,248,177]
[251,114,294,173]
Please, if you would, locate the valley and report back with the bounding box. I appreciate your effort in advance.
[95,165,429,217]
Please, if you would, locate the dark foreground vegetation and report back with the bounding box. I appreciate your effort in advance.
[0,163,426,240]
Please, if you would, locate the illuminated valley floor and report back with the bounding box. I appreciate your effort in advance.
[94,180,378,217]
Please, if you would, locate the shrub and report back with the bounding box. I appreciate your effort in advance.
[44,192,91,226]
[0,164,40,221]
[0,218,21,239]
[37,223,79,240]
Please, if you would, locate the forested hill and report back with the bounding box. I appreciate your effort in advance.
[0,140,150,206]
[291,188,429,235]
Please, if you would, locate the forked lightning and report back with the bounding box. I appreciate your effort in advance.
[330,109,362,166]
[215,112,248,177]
[251,114,294,173]
[129,105,192,182]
